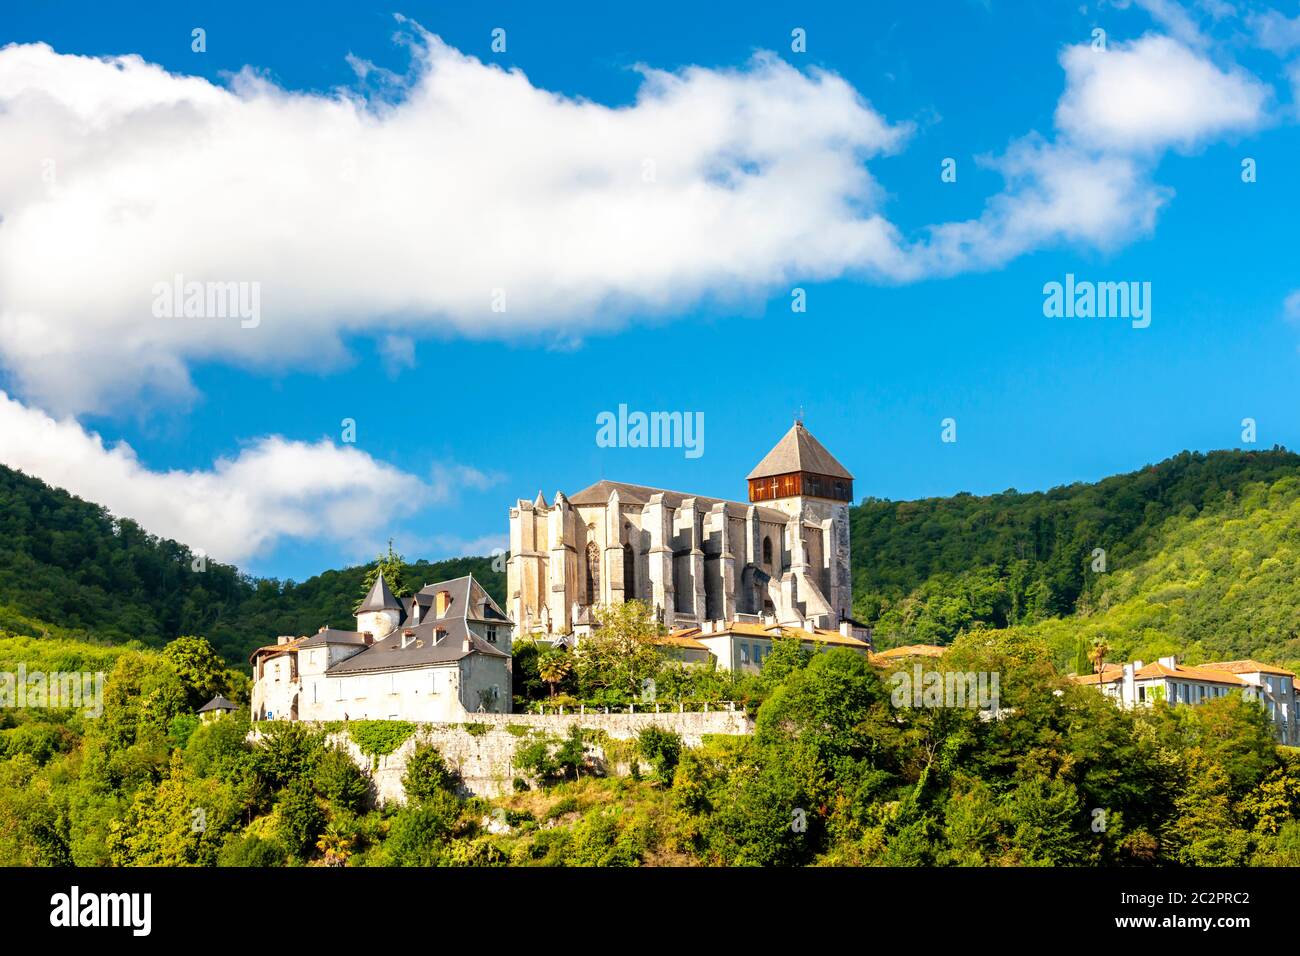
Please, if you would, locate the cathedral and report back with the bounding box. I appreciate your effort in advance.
[507,421,860,640]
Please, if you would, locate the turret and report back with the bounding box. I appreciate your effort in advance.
[355,570,403,640]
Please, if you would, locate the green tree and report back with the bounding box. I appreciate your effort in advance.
[360,539,409,601]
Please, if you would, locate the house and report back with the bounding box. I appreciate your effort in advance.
[1072,655,1300,744]
[197,694,238,723]
[666,619,871,673]
[249,573,513,723]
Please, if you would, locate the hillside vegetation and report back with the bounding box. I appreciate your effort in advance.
[853,448,1300,671]
[0,464,502,663]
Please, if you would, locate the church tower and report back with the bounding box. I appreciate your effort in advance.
[746,421,854,624]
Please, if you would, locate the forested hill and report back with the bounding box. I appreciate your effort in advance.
[4,447,1300,671]
[0,464,503,663]
[853,448,1300,670]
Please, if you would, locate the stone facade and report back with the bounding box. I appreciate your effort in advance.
[508,422,857,642]
[250,573,514,723]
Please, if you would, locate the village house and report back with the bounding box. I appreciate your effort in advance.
[1073,655,1300,744]
[249,573,513,723]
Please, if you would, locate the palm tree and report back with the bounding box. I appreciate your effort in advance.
[538,650,572,699]
[1089,638,1111,695]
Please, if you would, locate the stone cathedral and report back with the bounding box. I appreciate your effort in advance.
[507,421,856,639]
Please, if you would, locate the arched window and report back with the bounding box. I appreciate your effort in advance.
[623,543,635,599]
[585,541,600,606]
[762,536,773,566]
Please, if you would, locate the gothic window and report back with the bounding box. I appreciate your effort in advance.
[585,541,600,606]
[762,536,773,566]
[623,543,635,598]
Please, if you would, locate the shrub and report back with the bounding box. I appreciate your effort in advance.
[402,742,460,801]
[276,778,325,859]
[384,791,461,866]
[315,746,371,812]
[218,833,285,867]
[348,721,416,763]
[637,726,682,786]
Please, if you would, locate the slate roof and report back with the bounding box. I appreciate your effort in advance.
[566,480,788,523]
[326,616,508,676]
[198,695,238,713]
[356,571,403,613]
[746,421,853,481]
[299,627,368,649]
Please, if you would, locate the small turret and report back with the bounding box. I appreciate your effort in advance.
[355,571,403,640]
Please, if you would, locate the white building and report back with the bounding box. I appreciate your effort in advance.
[1074,655,1300,744]
[250,573,513,723]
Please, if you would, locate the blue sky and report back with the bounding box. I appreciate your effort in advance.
[1,0,1298,580]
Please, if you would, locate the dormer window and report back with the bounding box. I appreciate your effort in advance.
[401,629,416,649]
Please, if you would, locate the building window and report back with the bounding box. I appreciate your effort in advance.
[762,537,773,566]
[624,542,635,597]
[487,626,498,644]
[739,643,750,666]
[585,541,600,606]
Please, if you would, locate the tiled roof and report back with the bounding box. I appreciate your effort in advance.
[871,644,947,661]
[653,632,709,651]
[746,421,853,481]
[1200,659,1296,678]
[1072,661,1249,686]
[672,622,870,649]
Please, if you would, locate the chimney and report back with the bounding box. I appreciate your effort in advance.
[1158,655,1177,669]
[436,590,451,617]
[362,631,374,646]
[277,635,292,645]
[1122,663,1136,708]
[411,601,421,625]
[839,620,852,637]
[319,626,327,633]
[462,632,473,652]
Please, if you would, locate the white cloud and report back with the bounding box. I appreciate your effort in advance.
[1284,289,1300,322]
[0,21,1280,420]
[0,389,472,564]
[905,33,1268,275]
[0,25,911,415]
[1055,34,1269,151]
[1249,9,1300,55]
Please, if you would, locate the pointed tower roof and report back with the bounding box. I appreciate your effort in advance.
[534,490,549,509]
[747,421,853,480]
[356,570,403,613]
[198,694,237,714]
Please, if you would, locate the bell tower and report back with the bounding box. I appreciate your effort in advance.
[746,421,854,624]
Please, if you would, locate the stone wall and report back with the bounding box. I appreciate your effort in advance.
[279,710,753,802]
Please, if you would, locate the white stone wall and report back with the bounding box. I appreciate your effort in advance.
[286,709,754,802]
